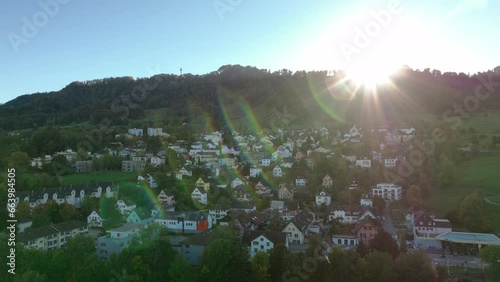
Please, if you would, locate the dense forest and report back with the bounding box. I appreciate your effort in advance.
[1,65,500,131]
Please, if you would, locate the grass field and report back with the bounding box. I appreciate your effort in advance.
[456,111,500,136]
[61,171,138,186]
[428,151,500,233]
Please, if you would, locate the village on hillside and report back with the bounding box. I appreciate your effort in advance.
[13,123,500,266]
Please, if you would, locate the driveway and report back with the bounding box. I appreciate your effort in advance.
[382,205,397,239]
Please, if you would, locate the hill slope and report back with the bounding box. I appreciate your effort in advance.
[1,65,500,131]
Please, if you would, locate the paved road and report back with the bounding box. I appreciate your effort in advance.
[429,253,483,269]
[484,197,500,206]
[382,205,397,239]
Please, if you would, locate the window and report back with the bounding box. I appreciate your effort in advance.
[260,238,264,241]
[266,242,270,247]
[254,248,258,252]
[338,239,341,244]
[100,242,106,247]
[294,234,299,238]
[260,245,264,250]
[253,241,259,245]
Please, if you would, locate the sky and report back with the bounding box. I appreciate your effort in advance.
[1,0,498,103]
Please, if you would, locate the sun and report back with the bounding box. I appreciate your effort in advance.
[345,61,398,89]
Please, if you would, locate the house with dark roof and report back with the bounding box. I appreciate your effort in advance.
[87,210,103,227]
[354,217,382,245]
[282,209,314,244]
[328,205,361,224]
[19,220,88,251]
[242,230,288,257]
[209,204,230,224]
[229,210,269,235]
[15,184,116,209]
[413,213,452,250]
[179,229,216,265]
[234,185,252,202]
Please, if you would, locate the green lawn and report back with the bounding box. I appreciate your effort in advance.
[428,152,500,233]
[61,171,138,186]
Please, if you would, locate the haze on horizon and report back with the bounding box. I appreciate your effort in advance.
[1,0,498,104]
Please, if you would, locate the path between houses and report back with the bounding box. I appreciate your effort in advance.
[484,196,500,206]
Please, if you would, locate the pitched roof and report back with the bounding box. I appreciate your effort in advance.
[155,211,209,222]
[19,220,87,242]
[354,217,382,233]
[414,213,452,228]
[130,207,152,220]
[180,229,216,246]
[232,210,269,228]
[290,209,314,231]
[270,201,285,210]
[242,230,287,245]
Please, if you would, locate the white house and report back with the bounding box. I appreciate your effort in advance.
[295,177,308,186]
[371,183,402,201]
[209,206,229,223]
[138,174,158,188]
[329,205,360,224]
[243,230,288,257]
[176,167,192,180]
[332,235,359,247]
[261,158,271,167]
[322,174,333,188]
[150,156,166,167]
[273,166,283,178]
[231,178,244,189]
[278,185,293,200]
[249,167,261,178]
[360,195,373,207]
[128,128,144,137]
[355,159,371,168]
[255,182,271,196]
[282,209,314,244]
[87,211,103,227]
[191,188,207,205]
[154,211,212,233]
[315,191,331,206]
[115,200,136,215]
[384,159,397,168]
[157,190,175,206]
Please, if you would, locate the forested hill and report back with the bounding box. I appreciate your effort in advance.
[1,65,500,131]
